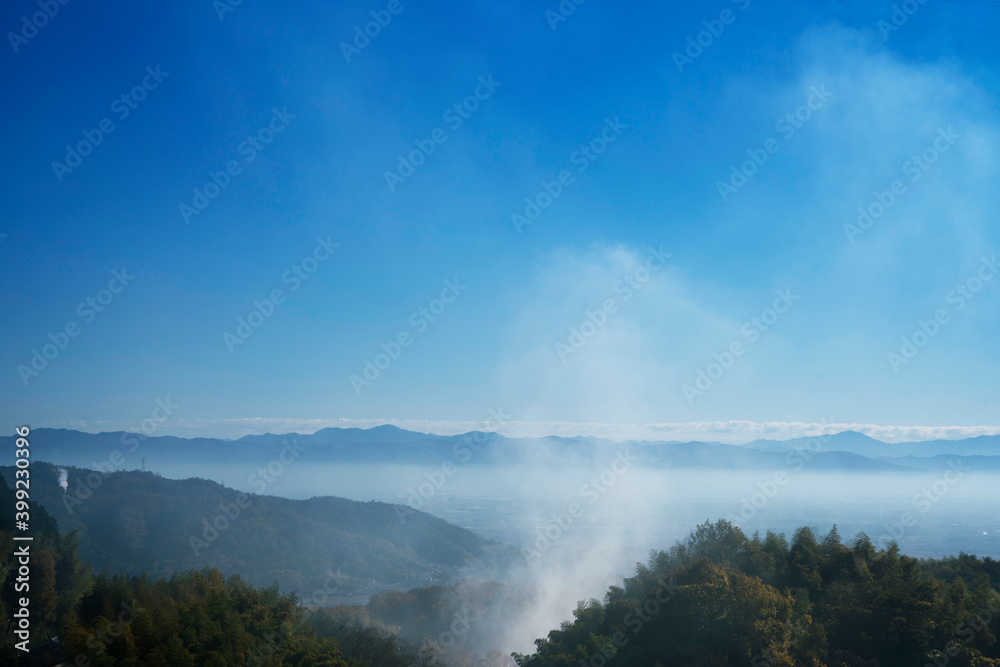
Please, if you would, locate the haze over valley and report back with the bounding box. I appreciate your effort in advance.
[4,0,1000,663]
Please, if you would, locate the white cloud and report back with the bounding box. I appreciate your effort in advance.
[494,243,736,423]
[489,24,1000,427]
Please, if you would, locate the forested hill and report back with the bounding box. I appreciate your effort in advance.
[6,464,1000,666]
[2,462,516,594]
[0,472,443,666]
[515,520,1000,667]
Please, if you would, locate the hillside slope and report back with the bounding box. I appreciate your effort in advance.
[3,462,516,595]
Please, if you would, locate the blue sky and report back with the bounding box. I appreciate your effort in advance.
[2,0,998,442]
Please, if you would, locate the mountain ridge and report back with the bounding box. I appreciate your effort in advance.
[6,427,1000,474]
[0,461,517,596]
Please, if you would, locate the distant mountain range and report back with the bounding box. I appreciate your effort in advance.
[0,461,517,595]
[7,426,1000,474]
[744,430,1000,457]
[4,428,998,600]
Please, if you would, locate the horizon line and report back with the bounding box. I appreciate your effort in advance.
[13,418,1000,445]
